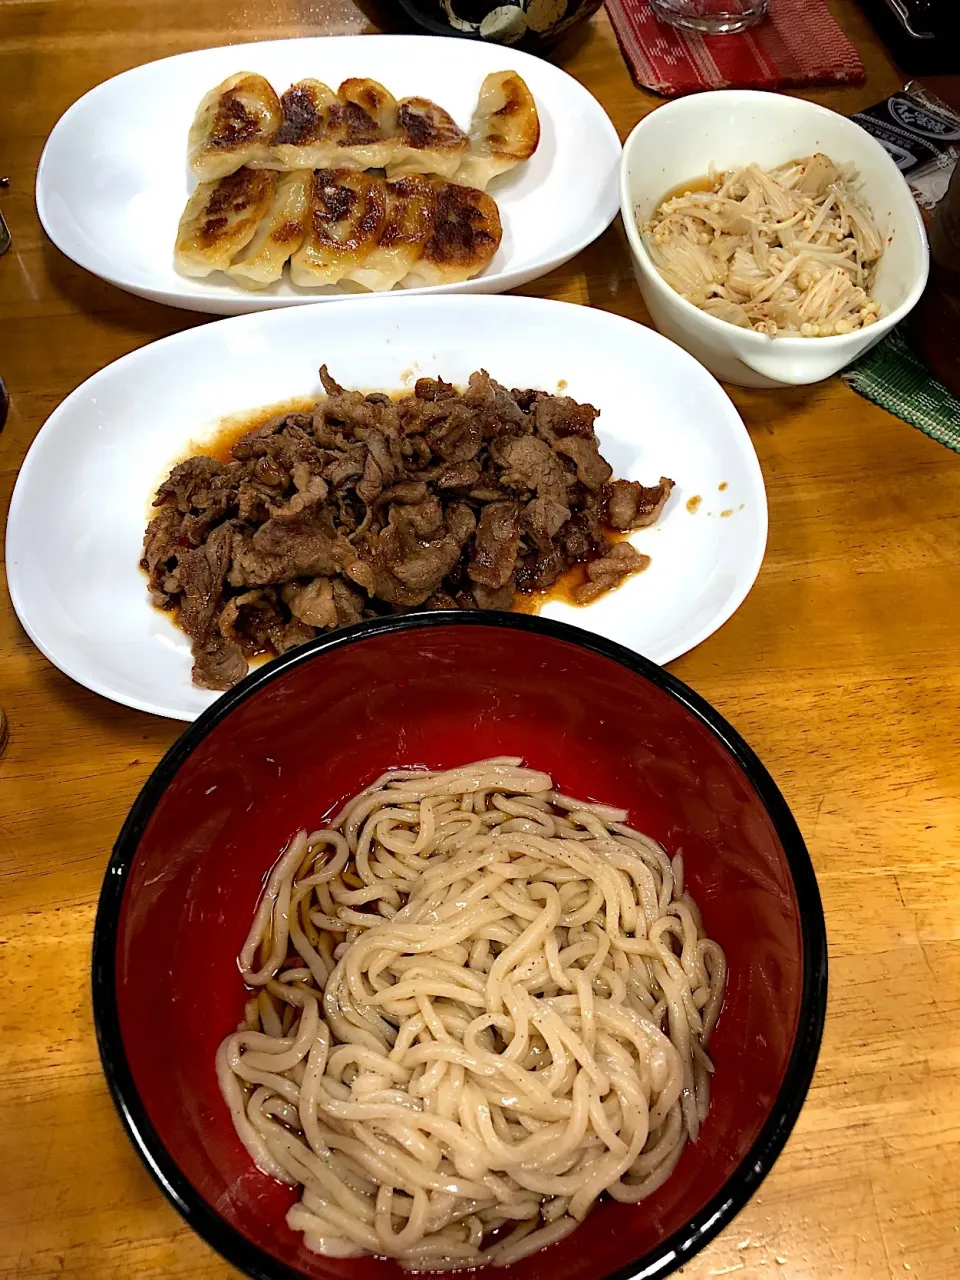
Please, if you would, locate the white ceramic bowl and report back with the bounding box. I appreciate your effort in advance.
[619,90,929,388]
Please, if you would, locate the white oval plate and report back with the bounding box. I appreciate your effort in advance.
[35,35,621,316]
[7,295,767,720]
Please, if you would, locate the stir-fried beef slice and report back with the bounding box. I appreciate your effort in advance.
[524,495,571,549]
[431,460,482,490]
[229,516,348,587]
[323,447,367,488]
[282,577,337,628]
[414,376,458,402]
[401,496,444,538]
[515,546,566,594]
[320,370,402,439]
[351,501,473,607]
[533,394,599,440]
[148,365,674,689]
[219,588,274,650]
[402,435,434,467]
[472,577,516,610]
[422,589,460,610]
[602,477,675,530]
[142,506,183,582]
[231,412,312,459]
[331,578,366,626]
[398,394,452,437]
[271,617,317,653]
[192,639,248,691]
[552,435,613,492]
[269,463,329,520]
[491,435,568,498]
[355,427,400,505]
[562,509,605,563]
[462,371,528,435]
[445,503,478,549]
[175,523,248,689]
[381,507,462,597]
[153,456,238,519]
[511,388,540,412]
[572,542,647,605]
[250,425,328,474]
[379,480,429,506]
[469,501,522,589]
[427,403,484,463]
[177,523,233,637]
[236,481,273,525]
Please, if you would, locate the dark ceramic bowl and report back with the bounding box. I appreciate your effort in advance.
[93,613,827,1280]
[397,0,604,48]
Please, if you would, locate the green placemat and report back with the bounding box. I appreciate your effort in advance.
[843,327,960,454]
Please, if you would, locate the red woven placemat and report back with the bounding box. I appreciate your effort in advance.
[605,0,865,96]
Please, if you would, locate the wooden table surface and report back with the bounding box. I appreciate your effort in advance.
[2,2,959,1277]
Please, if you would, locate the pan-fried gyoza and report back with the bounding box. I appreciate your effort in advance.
[187,71,538,187]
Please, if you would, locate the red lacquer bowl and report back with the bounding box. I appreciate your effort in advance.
[92,613,827,1280]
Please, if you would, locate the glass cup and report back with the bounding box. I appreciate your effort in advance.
[651,0,767,34]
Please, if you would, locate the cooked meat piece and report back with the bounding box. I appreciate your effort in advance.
[177,523,234,637]
[562,510,605,563]
[423,589,460,610]
[175,523,247,689]
[282,577,337,628]
[414,376,457,402]
[272,617,317,652]
[270,465,329,520]
[472,578,516,610]
[427,404,484,463]
[324,448,366,488]
[602,477,675,530]
[400,496,444,538]
[572,542,648,605]
[237,481,272,525]
[154,456,233,512]
[219,588,272,650]
[552,436,613,491]
[146,365,674,688]
[433,460,482,489]
[463,370,528,432]
[533,394,599,439]
[469,501,521,589]
[379,480,429,506]
[524,496,571,549]
[192,638,249,690]
[232,412,311,458]
[515,546,566,594]
[492,435,567,497]
[331,578,365,626]
[142,506,183,581]
[229,517,347,586]
[445,503,477,549]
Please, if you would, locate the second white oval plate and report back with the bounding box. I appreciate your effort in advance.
[36,35,621,316]
[7,296,767,720]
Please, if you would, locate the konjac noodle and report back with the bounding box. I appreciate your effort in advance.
[644,154,884,337]
[217,759,727,1269]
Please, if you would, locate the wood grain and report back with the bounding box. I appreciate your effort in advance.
[1,2,958,1278]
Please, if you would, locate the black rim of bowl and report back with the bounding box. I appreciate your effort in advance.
[92,611,828,1280]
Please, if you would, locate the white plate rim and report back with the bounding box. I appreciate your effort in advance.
[34,34,622,315]
[6,295,768,720]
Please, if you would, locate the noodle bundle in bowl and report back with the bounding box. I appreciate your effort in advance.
[94,613,826,1280]
[218,759,727,1269]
